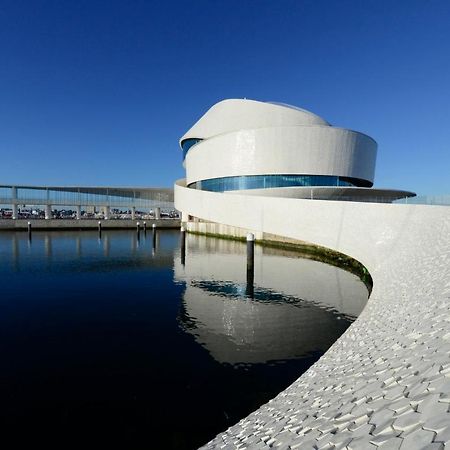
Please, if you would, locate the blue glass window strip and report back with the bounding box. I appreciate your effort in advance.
[188,175,355,192]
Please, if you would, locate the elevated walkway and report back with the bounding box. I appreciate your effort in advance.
[175,179,450,449]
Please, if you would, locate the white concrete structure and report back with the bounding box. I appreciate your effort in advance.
[180,99,414,201]
[175,100,450,449]
[176,182,450,450]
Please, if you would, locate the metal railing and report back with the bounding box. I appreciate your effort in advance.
[394,195,450,206]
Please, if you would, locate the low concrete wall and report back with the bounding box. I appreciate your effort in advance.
[175,180,450,449]
[0,218,180,230]
[186,221,264,240]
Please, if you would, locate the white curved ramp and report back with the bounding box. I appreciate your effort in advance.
[175,180,450,449]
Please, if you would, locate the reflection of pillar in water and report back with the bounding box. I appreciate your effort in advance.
[76,236,82,258]
[45,234,52,258]
[131,231,137,253]
[26,223,32,251]
[12,233,19,271]
[155,229,159,250]
[180,226,186,266]
[246,233,255,298]
[103,233,110,257]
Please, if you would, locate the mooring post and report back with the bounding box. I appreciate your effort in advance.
[180,225,186,266]
[143,221,147,235]
[98,220,102,238]
[152,223,157,250]
[27,221,32,241]
[246,233,255,297]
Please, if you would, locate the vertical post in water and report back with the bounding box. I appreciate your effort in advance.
[246,233,255,298]
[27,221,32,241]
[152,223,157,252]
[98,221,102,239]
[136,221,140,241]
[180,225,186,266]
[143,221,147,235]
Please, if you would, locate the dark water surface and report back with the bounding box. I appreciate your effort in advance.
[0,230,368,448]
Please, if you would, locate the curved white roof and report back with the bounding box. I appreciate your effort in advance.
[266,101,330,123]
[180,99,330,146]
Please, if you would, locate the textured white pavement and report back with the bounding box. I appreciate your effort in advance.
[175,181,450,450]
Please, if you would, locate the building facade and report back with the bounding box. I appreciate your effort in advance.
[177,99,414,218]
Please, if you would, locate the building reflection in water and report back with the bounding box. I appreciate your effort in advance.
[175,234,369,365]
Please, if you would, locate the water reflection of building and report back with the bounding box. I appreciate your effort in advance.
[175,235,368,365]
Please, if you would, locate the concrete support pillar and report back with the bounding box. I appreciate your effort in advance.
[103,206,110,220]
[154,207,161,220]
[12,204,18,220]
[45,204,52,220]
[76,205,81,220]
[11,187,18,219]
[131,206,136,220]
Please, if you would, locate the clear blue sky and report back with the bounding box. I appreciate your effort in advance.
[1,0,449,195]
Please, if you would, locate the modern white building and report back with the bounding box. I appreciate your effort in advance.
[177,99,414,220]
[174,100,450,450]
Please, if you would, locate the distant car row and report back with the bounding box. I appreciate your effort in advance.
[0,208,180,220]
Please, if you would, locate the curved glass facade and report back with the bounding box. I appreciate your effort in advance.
[188,175,357,192]
[181,138,203,160]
